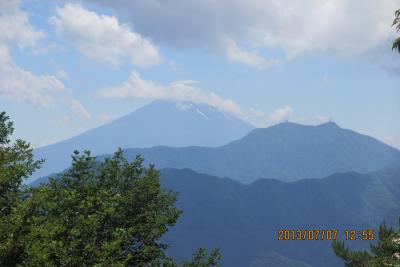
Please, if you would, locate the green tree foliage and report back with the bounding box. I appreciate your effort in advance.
[393,9,400,53]
[0,112,220,266]
[26,150,183,266]
[0,112,43,266]
[332,222,400,266]
[182,248,221,267]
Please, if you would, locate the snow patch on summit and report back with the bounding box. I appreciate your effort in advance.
[220,110,234,121]
[176,102,193,111]
[196,108,210,120]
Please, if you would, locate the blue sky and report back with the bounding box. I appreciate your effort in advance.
[1,0,400,148]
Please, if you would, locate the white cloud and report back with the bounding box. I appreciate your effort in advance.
[0,0,90,121]
[0,57,65,107]
[267,105,293,123]
[0,0,44,50]
[51,3,161,67]
[0,0,63,108]
[98,113,118,124]
[96,71,300,127]
[96,71,245,117]
[70,99,91,121]
[84,0,399,64]
[0,54,91,121]
[224,37,278,68]
[56,69,69,81]
[316,115,331,124]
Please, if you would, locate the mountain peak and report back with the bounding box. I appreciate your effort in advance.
[32,99,254,181]
[144,99,246,123]
[264,121,341,132]
[175,101,195,111]
[317,121,340,128]
[145,99,219,113]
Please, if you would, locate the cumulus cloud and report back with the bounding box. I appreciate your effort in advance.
[316,115,331,124]
[0,0,90,121]
[0,0,61,108]
[224,37,278,68]
[0,54,91,121]
[56,69,69,81]
[0,0,44,50]
[267,105,293,124]
[96,71,298,127]
[0,57,66,107]
[83,0,398,65]
[96,71,245,117]
[51,3,161,67]
[70,99,91,121]
[0,56,91,121]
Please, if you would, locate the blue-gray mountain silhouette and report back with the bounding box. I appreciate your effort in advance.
[30,166,400,266]
[32,100,254,181]
[121,121,400,183]
[160,167,400,267]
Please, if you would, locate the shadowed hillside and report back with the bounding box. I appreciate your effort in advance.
[160,168,400,267]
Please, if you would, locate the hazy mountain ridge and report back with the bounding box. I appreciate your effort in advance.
[29,163,400,266]
[29,166,400,266]
[121,121,400,183]
[32,117,400,184]
[160,167,400,267]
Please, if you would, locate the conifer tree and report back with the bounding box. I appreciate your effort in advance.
[332,222,400,266]
[393,9,400,53]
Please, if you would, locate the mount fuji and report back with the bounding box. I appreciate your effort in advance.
[32,100,254,181]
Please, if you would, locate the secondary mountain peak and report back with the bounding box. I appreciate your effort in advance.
[238,121,340,143]
[120,121,400,183]
[273,120,339,129]
[317,120,340,128]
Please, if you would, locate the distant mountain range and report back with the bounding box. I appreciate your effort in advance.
[27,99,400,267]
[120,121,400,183]
[31,100,254,181]
[160,167,400,267]
[32,102,400,184]
[29,166,400,266]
